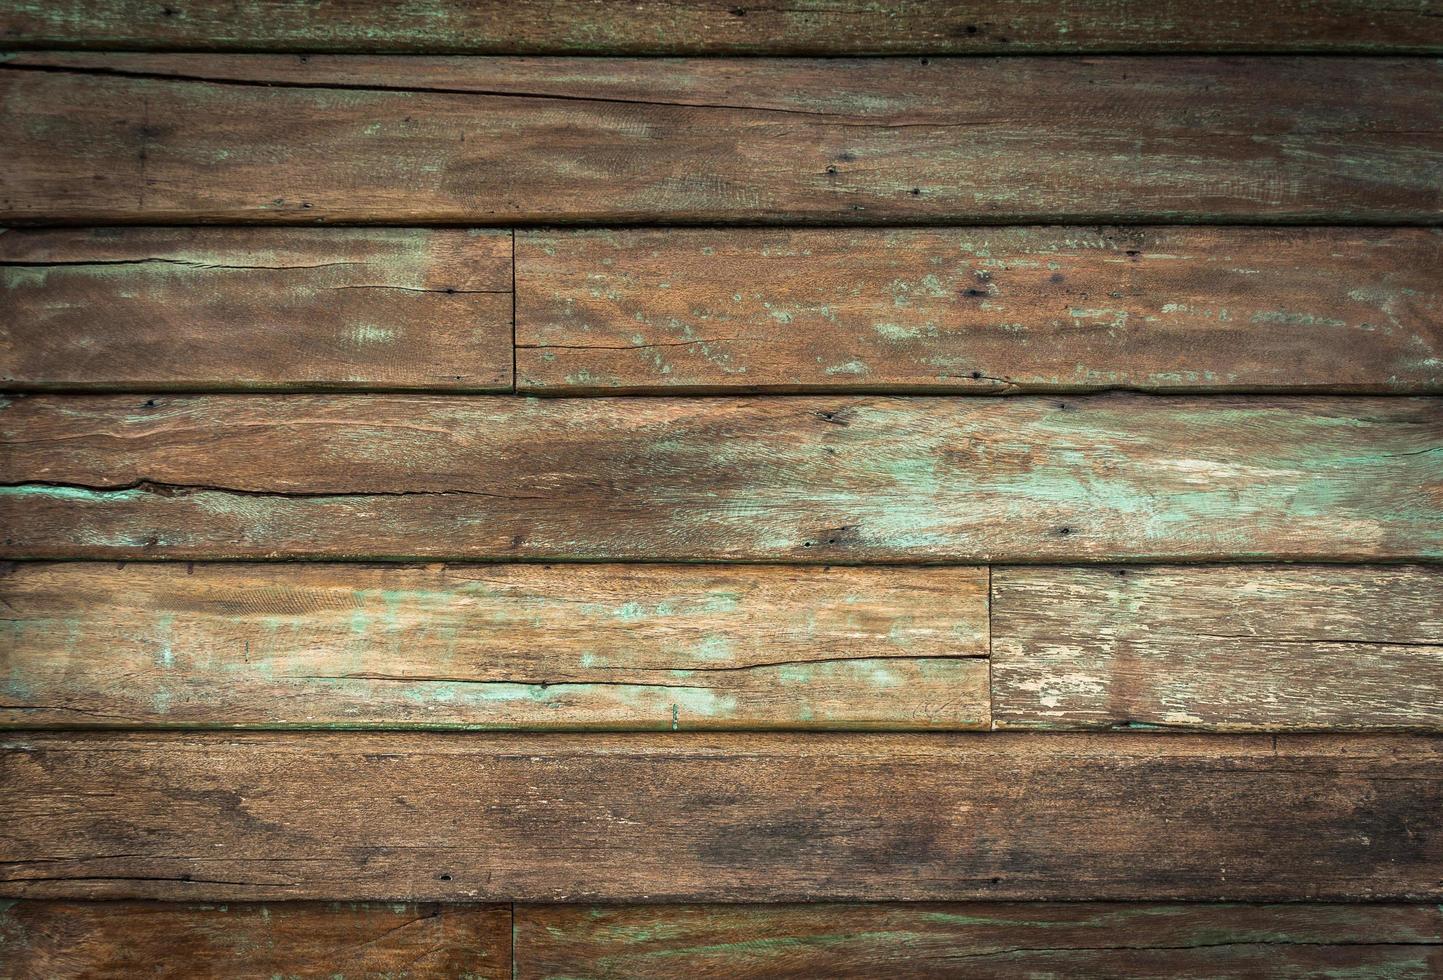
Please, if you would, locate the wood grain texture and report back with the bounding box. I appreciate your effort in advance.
[1,393,1438,562]
[515,902,1443,979]
[3,53,1440,224]
[516,227,1443,394]
[0,900,511,979]
[2,0,1440,54]
[2,732,1439,902]
[991,565,1443,733]
[0,227,513,391]
[0,562,988,730]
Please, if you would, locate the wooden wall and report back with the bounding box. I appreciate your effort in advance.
[1,1,1441,976]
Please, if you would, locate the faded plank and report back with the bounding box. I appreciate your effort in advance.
[1,732,1439,901]
[516,227,1443,394]
[1,393,1438,562]
[0,562,988,730]
[515,902,1443,979]
[991,565,1443,732]
[3,0,1441,54]
[3,54,1441,224]
[0,900,510,979]
[0,227,513,391]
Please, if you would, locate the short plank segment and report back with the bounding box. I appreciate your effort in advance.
[517,227,1443,394]
[3,0,1441,54]
[0,227,513,391]
[1,732,1439,902]
[515,902,1443,979]
[992,565,1443,732]
[3,54,1440,224]
[0,901,511,979]
[0,562,988,730]
[1,393,1438,562]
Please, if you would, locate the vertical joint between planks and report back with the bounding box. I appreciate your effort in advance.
[510,901,518,980]
[510,230,518,394]
[987,565,996,731]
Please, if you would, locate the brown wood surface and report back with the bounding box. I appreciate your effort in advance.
[0,227,513,391]
[0,900,511,979]
[516,226,1443,394]
[992,565,1443,733]
[3,0,1441,54]
[0,562,988,730]
[3,54,1440,224]
[515,902,1443,979]
[2,393,1439,562]
[2,732,1439,902]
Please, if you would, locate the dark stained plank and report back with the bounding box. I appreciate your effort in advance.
[516,227,1443,394]
[0,227,513,391]
[0,562,988,730]
[1,393,1438,563]
[3,54,1441,224]
[2,732,1439,901]
[2,0,1440,54]
[0,900,511,978]
[515,902,1443,979]
[991,565,1443,733]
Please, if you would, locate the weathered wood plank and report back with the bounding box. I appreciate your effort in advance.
[1,394,1438,562]
[2,0,1440,54]
[515,902,1443,979]
[516,227,1443,394]
[0,562,988,730]
[0,227,513,391]
[0,900,511,978]
[2,732,1439,901]
[3,54,1440,224]
[991,565,1443,732]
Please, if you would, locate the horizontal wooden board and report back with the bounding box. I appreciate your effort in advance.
[516,902,1443,979]
[0,227,513,391]
[0,900,510,978]
[2,732,1439,902]
[991,565,1443,732]
[3,0,1441,54]
[0,562,988,730]
[1,393,1439,562]
[516,227,1443,394]
[3,54,1441,224]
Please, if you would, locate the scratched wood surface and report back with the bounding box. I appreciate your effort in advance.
[2,732,1439,902]
[0,562,988,730]
[991,565,1443,732]
[4,54,1441,224]
[4,0,1441,53]
[0,227,513,391]
[515,902,1443,979]
[2,393,1438,562]
[0,900,511,979]
[516,226,1443,394]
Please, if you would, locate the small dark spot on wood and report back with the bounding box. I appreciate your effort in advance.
[300,202,312,209]
[909,187,922,196]
[825,165,838,175]
[437,872,453,881]
[1050,273,1065,284]
[298,54,310,64]
[919,58,930,66]
[1057,401,1069,410]
[143,398,157,409]
[444,287,457,294]
[1056,526,1073,536]
[990,876,1002,884]
[966,24,979,34]
[729,5,747,15]
[962,288,987,298]
[160,5,176,16]
[186,562,195,575]
[970,371,983,379]
[1125,248,1142,258]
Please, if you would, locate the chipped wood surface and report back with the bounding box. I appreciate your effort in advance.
[3,0,1441,54]
[2,731,1439,902]
[990,564,1443,732]
[515,902,1443,979]
[3,54,1441,224]
[0,900,511,979]
[0,227,513,391]
[516,226,1443,394]
[2,393,1438,562]
[0,562,988,730]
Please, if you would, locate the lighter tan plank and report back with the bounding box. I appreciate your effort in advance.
[3,54,1440,223]
[0,562,988,730]
[0,394,1438,562]
[3,0,1441,54]
[991,565,1443,732]
[2,732,1439,901]
[0,901,510,979]
[0,227,513,391]
[516,227,1443,394]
